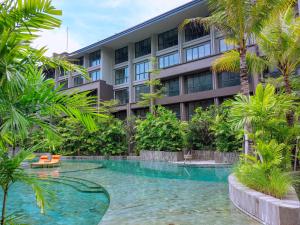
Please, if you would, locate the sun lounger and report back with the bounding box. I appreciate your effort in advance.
[31,155,61,168]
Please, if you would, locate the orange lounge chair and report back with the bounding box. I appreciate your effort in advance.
[47,155,61,167]
[30,155,50,168]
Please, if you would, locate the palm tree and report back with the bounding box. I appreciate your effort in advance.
[181,0,293,154]
[0,147,47,225]
[0,1,102,223]
[257,7,300,126]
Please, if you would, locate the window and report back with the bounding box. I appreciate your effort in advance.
[164,104,180,119]
[135,38,151,58]
[219,38,234,52]
[73,76,84,86]
[159,52,179,69]
[73,57,84,66]
[187,99,214,120]
[186,43,211,62]
[115,67,128,85]
[158,28,178,50]
[59,80,68,90]
[58,67,65,77]
[185,24,209,42]
[135,61,150,81]
[115,89,129,105]
[163,78,179,96]
[186,71,213,94]
[134,108,149,118]
[114,111,127,121]
[135,84,150,102]
[89,70,101,81]
[115,47,128,64]
[89,51,101,67]
[218,72,240,88]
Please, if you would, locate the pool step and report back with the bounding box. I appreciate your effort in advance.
[44,177,105,193]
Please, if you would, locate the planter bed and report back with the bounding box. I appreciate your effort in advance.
[229,174,300,225]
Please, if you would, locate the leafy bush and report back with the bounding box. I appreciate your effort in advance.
[235,140,291,198]
[135,106,185,152]
[26,117,127,156]
[212,107,242,152]
[186,107,215,150]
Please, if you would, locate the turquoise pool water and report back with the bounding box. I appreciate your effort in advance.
[1,160,260,225]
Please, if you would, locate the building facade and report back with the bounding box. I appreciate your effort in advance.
[54,0,262,121]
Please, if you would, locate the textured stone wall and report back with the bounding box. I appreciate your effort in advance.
[229,174,300,225]
[191,150,240,164]
[140,150,184,162]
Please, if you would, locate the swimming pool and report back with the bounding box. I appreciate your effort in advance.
[2,160,260,225]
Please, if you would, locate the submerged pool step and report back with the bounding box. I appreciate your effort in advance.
[44,177,105,193]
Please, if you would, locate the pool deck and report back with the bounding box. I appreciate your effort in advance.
[172,160,232,167]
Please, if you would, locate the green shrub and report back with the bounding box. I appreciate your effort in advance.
[186,107,215,150]
[212,107,242,152]
[26,117,127,156]
[235,140,291,198]
[135,106,185,152]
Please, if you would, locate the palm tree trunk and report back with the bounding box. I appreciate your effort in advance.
[283,71,294,127]
[1,186,8,225]
[240,45,253,155]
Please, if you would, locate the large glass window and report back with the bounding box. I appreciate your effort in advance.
[115,67,128,85]
[185,24,209,42]
[89,51,100,67]
[219,38,234,52]
[135,84,150,102]
[59,80,68,90]
[115,47,128,64]
[58,67,65,77]
[115,89,129,105]
[74,57,84,66]
[187,99,214,120]
[158,28,178,50]
[186,43,211,62]
[135,61,150,81]
[134,108,149,118]
[89,70,102,81]
[218,72,240,88]
[164,104,181,119]
[163,78,180,96]
[73,76,84,87]
[135,38,151,58]
[159,52,179,69]
[185,71,213,94]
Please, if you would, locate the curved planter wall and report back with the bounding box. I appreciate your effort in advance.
[229,174,300,225]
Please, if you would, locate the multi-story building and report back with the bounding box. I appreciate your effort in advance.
[54,0,262,121]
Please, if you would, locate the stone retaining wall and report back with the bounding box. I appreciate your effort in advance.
[229,174,300,225]
[62,156,127,160]
[140,150,184,162]
[191,150,240,164]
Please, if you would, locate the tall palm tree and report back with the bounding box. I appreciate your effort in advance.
[0,1,103,223]
[257,7,300,126]
[181,0,293,154]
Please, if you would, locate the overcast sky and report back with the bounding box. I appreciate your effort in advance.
[32,0,192,56]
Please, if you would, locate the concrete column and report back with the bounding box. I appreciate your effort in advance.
[179,75,185,95]
[101,47,114,85]
[180,102,187,121]
[210,26,216,55]
[212,71,218,90]
[298,0,300,14]
[214,97,219,106]
[178,29,184,63]
[151,34,157,58]
[128,44,134,103]
[83,54,89,84]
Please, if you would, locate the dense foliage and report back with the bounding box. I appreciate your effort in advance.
[27,117,127,156]
[135,106,185,152]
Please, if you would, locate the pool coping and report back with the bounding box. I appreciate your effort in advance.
[229,174,300,225]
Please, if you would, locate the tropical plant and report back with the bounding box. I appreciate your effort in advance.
[235,140,292,198]
[135,106,185,152]
[212,106,242,152]
[181,0,293,154]
[257,7,300,126]
[0,148,48,225]
[186,107,215,150]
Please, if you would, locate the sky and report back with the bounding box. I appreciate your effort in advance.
[32,0,193,56]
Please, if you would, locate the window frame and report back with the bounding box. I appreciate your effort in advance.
[115,67,129,85]
[89,70,101,82]
[135,84,150,102]
[135,38,151,58]
[158,28,178,51]
[114,88,129,105]
[185,71,213,94]
[115,46,128,64]
[158,52,179,69]
[185,42,211,62]
[135,61,150,81]
[89,51,101,67]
